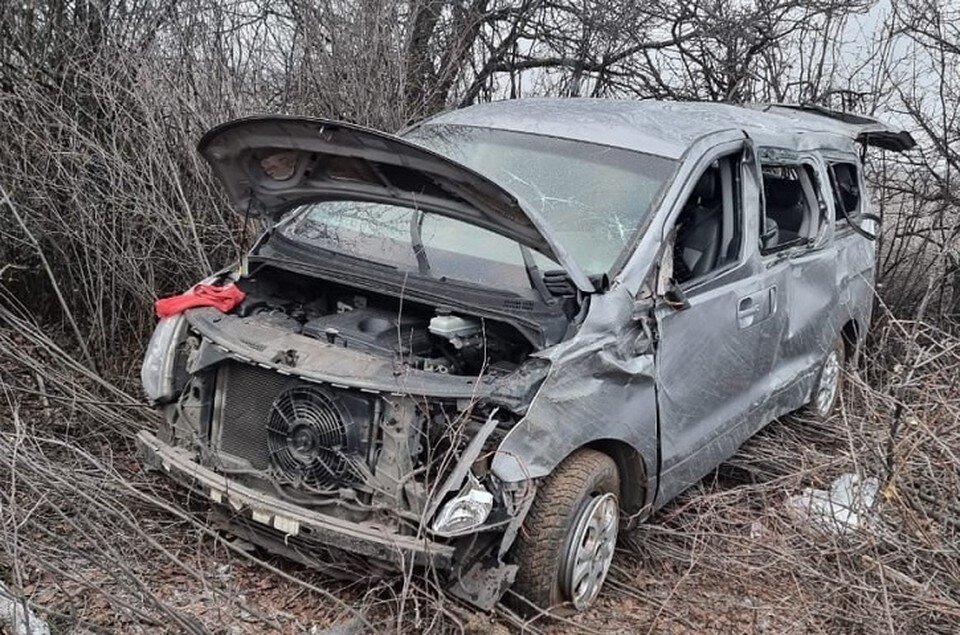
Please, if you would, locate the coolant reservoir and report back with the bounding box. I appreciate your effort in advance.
[429,314,480,339]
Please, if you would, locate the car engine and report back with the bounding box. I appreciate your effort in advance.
[232,265,530,376]
[151,264,543,536]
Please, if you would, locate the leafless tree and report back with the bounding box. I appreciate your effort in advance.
[1,0,958,631]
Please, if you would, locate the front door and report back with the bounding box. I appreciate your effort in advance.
[653,143,784,505]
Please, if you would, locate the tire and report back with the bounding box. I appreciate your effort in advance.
[509,448,620,615]
[805,337,845,420]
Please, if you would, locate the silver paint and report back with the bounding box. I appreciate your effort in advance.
[143,98,914,610]
[423,99,909,159]
[560,492,618,610]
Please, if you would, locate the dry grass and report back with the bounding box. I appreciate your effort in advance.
[1,1,958,631]
[1,296,958,633]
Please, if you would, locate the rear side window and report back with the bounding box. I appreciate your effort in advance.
[759,163,827,253]
[827,162,862,224]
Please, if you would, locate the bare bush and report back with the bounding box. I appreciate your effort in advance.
[0,0,958,632]
[870,0,960,319]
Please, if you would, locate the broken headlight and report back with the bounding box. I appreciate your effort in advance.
[431,473,494,537]
[141,315,188,403]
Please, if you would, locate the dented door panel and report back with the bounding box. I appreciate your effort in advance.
[836,238,876,341]
[653,267,766,504]
[780,246,841,404]
[749,257,792,410]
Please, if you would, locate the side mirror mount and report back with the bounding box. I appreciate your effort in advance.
[632,295,655,321]
[662,282,691,311]
[630,295,656,355]
[654,230,691,312]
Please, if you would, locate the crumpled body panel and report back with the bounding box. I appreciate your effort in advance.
[492,286,659,513]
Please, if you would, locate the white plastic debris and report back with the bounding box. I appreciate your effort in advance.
[0,583,50,635]
[787,472,880,535]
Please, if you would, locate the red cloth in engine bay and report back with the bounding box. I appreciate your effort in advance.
[154,282,245,318]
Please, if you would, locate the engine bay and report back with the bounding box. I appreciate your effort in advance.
[233,265,533,376]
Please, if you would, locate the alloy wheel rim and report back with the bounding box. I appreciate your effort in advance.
[816,350,841,416]
[560,492,618,610]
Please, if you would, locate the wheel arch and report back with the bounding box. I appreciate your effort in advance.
[840,317,862,362]
[583,439,648,520]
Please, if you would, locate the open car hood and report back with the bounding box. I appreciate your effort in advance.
[760,104,917,152]
[199,116,594,292]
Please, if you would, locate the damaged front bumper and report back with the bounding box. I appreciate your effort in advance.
[137,430,455,566]
[136,430,524,608]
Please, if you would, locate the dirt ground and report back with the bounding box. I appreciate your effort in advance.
[2,323,959,634]
[6,460,817,634]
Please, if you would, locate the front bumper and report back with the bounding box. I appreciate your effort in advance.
[136,431,455,569]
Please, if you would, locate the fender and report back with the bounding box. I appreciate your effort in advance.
[490,286,659,514]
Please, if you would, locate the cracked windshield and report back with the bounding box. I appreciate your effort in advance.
[287,125,675,288]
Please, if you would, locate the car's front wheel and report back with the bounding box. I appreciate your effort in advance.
[509,448,620,614]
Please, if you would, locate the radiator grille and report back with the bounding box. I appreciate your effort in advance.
[214,362,291,469]
[212,362,373,481]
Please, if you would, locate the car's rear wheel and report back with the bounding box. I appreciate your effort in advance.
[509,449,619,614]
[806,337,845,419]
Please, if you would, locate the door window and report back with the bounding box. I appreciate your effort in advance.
[827,162,862,226]
[672,154,743,285]
[760,164,827,253]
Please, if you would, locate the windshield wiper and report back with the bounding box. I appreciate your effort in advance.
[520,245,556,305]
[409,210,432,276]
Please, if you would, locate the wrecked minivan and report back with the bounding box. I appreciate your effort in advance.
[138,100,914,612]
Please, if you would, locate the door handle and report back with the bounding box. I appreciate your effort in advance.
[737,295,760,328]
[738,297,759,315]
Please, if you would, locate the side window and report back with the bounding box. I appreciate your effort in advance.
[760,163,826,253]
[827,162,862,225]
[673,154,742,285]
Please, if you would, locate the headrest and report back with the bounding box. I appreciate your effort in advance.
[692,168,718,201]
[763,176,803,208]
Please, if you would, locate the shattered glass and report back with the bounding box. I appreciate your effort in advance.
[405,124,676,274]
[287,200,556,292]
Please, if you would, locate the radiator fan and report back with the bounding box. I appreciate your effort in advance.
[266,385,356,488]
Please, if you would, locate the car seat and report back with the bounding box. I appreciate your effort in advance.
[674,168,722,282]
[763,175,807,243]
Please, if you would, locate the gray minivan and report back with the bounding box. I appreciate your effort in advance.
[138,99,914,613]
